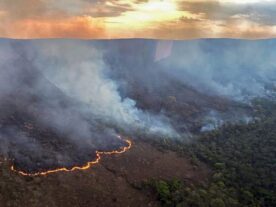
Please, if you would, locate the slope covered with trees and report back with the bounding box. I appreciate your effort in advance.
[146,99,276,207]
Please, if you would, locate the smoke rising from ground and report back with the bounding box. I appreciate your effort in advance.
[0,39,178,172]
[157,39,276,102]
[28,40,178,138]
[0,38,275,171]
[0,40,136,171]
[0,39,178,159]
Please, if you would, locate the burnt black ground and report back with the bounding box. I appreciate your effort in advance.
[0,44,126,173]
[0,39,252,173]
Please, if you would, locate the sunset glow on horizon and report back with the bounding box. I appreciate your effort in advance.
[1,0,276,39]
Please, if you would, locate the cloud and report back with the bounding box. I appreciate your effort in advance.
[1,0,276,39]
[0,0,54,20]
[0,16,106,39]
[48,0,135,17]
[178,0,276,25]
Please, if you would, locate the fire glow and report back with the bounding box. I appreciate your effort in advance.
[10,136,132,177]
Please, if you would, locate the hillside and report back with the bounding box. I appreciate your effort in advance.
[0,38,275,207]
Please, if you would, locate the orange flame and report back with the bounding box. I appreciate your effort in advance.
[10,136,132,177]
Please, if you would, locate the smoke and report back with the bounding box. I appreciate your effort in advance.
[27,40,178,138]
[157,39,276,102]
[93,39,276,134]
[0,39,180,172]
[200,110,253,132]
[1,38,276,171]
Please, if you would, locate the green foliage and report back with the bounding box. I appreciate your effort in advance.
[155,181,171,204]
[147,179,183,206]
[148,178,240,207]
[146,99,276,207]
[210,198,225,207]
[191,118,276,207]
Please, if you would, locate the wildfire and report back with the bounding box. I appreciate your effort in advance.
[10,136,132,177]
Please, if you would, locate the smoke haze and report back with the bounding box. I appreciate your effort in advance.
[157,39,276,101]
[0,38,275,172]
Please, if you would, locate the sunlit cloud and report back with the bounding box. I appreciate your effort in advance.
[105,0,188,27]
[0,16,106,39]
[0,0,276,39]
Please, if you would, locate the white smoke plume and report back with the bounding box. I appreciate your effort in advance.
[28,40,178,138]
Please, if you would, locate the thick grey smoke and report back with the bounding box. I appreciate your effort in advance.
[0,39,179,172]
[1,38,276,171]
[0,40,132,171]
[95,39,275,132]
[27,40,178,138]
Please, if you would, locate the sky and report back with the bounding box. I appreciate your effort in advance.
[1,0,276,39]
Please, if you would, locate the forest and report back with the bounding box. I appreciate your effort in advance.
[145,98,276,207]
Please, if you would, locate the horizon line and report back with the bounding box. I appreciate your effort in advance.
[1,37,276,41]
